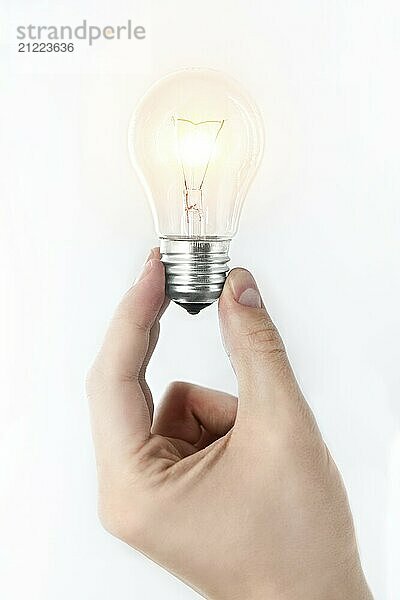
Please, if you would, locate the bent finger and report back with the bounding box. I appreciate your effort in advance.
[152,381,237,448]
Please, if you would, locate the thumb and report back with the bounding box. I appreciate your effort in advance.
[218,268,302,424]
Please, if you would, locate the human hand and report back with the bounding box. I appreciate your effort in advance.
[87,248,372,600]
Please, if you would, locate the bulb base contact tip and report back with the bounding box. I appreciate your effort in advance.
[176,302,211,315]
[160,238,230,315]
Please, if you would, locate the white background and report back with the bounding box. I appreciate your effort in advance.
[1,1,399,598]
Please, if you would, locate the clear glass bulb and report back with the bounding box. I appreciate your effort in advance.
[128,68,264,314]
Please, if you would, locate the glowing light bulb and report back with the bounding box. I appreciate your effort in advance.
[129,68,264,314]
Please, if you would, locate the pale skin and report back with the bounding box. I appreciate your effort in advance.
[87,248,373,600]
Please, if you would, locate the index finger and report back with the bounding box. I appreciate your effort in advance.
[87,250,166,465]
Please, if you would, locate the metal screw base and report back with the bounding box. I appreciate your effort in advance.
[160,238,231,314]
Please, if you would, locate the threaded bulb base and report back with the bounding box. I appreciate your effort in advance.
[160,238,231,314]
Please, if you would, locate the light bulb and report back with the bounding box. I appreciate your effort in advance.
[129,68,264,314]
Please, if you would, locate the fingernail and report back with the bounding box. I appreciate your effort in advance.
[238,288,262,308]
[135,259,154,284]
[230,269,262,308]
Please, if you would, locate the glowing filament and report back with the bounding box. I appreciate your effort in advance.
[173,117,224,234]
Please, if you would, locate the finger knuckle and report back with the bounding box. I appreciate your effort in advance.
[86,359,115,398]
[245,316,285,357]
[165,380,186,396]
